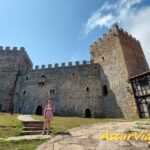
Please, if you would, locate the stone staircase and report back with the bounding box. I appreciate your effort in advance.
[21,121,44,135]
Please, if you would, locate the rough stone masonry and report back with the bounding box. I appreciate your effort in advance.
[0,25,149,118]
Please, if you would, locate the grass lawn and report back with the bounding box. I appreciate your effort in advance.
[0,113,22,138]
[0,139,47,150]
[33,115,148,135]
[0,113,149,150]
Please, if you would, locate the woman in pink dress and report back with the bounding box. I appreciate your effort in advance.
[42,100,55,135]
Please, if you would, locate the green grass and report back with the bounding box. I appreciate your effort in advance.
[0,139,47,150]
[33,115,149,135]
[0,113,22,138]
[0,113,149,150]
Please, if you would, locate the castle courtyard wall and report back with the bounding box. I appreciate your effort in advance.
[13,62,104,117]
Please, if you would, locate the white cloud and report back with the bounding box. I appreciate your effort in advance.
[84,0,150,65]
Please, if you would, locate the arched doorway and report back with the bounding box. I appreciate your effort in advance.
[36,105,43,115]
[0,104,1,111]
[85,108,91,118]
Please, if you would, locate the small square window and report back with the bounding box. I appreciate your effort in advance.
[41,75,45,78]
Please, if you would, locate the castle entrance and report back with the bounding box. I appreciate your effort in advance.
[85,108,91,118]
[36,105,43,115]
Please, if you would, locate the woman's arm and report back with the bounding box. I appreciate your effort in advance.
[52,105,56,113]
[44,106,47,118]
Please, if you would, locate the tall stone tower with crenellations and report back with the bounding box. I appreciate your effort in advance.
[0,47,32,112]
[0,25,149,118]
[90,25,149,118]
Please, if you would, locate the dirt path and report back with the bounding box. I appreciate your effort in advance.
[37,120,150,150]
[18,115,35,121]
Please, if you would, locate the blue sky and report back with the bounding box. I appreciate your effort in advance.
[0,0,150,67]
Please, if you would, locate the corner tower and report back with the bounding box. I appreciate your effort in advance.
[0,47,32,112]
[90,25,149,118]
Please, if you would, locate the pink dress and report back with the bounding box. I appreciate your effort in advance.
[44,105,54,123]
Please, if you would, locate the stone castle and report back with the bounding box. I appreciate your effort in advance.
[0,25,149,118]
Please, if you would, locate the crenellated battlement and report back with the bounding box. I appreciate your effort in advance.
[0,46,26,53]
[33,60,94,70]
[0,46,33,68]
[90,24,140,49]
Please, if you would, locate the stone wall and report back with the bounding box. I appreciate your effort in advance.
[0,47,32,112]
[0,25,149,118]
[90,25,141,118]
[13,62,104,117]
[117,28,149,77]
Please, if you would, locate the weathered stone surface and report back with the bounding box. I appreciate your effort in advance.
[36,120,150,150]
[90,26,149,118]
[13,63,103,118]
[0,48,32,112]
[61,144,84,150]
[0,26,149,118]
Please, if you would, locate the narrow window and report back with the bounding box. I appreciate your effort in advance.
[23,91,26,95]
[102,57,104,61]
[41,75,45,78]
[103,85,108,96]
[50,89,55,93]
[86,87,89,92]
[26,77,28,80]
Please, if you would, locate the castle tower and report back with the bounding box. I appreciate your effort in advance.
[90,25,149,118]
[0,47,32,112]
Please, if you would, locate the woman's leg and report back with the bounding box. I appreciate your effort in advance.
[43,122,47,130]
[42,120,47,134]
[47,122,50,130]
[46,121,51,134]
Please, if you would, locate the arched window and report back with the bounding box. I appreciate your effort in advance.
[103,85,108,96]
[85,108,91,118]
